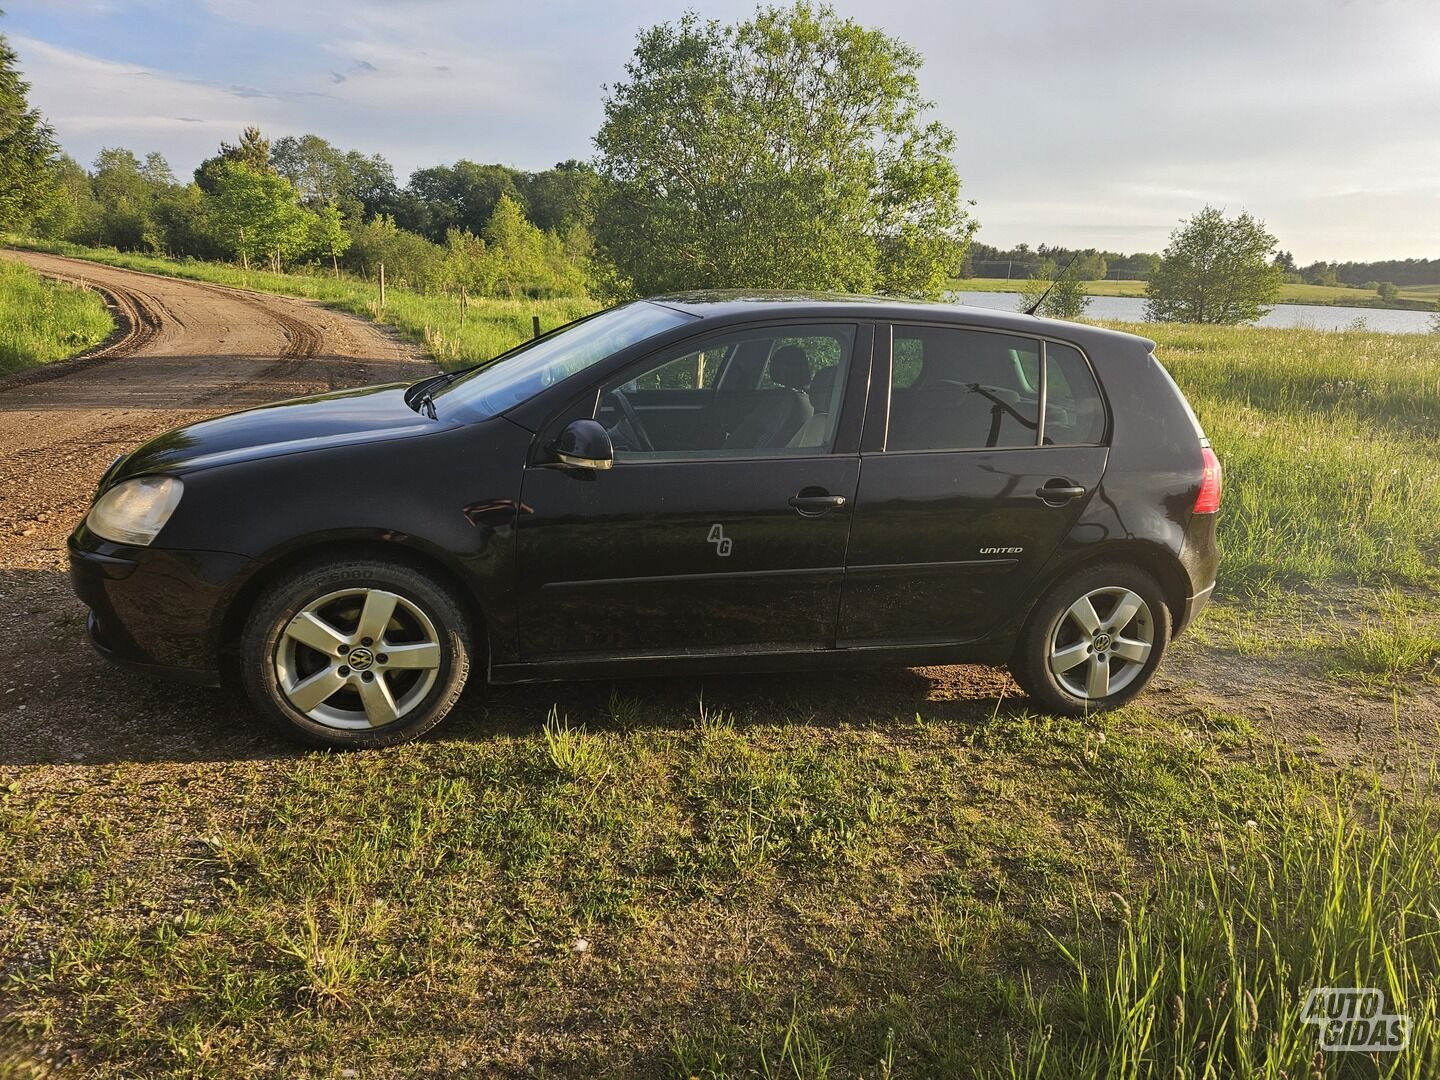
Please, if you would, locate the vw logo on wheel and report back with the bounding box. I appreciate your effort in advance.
[348,646,375,670]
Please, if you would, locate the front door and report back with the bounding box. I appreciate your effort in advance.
[840,324,1110,645]
[516,322,870,660]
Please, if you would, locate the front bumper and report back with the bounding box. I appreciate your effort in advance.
[69,527,256,685]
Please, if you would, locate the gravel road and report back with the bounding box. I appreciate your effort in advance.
[0,249,433,761]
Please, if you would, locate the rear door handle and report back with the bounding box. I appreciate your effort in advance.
[789,493,847,516]
[1035,483,1087,504]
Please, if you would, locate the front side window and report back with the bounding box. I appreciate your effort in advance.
[885,326,1042,451]
[433,301,693,418]
[598,324,855,460]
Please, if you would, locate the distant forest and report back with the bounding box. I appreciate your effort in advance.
[963,242,1440,287]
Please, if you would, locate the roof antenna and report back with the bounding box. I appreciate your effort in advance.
[1024,250,1083,316]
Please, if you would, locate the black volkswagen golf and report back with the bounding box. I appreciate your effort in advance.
[70,294,1220,748]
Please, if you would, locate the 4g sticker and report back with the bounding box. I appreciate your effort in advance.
[707,523,733,557]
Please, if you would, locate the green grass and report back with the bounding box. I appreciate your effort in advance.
[1136,322,1440,589]
[9,239,594,371]
[997,791,1440,1078]
[0,700,1335,1075]
[0,257,114,375]
[952,276,1440,310]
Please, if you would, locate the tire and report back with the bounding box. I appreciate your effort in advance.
[241,557,473,749]
[1009,562,1171,715]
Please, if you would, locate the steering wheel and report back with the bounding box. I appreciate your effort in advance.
[604,388,654,452]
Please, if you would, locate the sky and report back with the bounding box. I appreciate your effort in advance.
[4,0,1439,263]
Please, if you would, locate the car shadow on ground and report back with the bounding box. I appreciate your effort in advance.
[1,570,1028,767]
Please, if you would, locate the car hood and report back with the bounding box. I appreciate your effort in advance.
[110,382,438,481]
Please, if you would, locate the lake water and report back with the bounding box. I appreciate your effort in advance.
[947,290,1437,335]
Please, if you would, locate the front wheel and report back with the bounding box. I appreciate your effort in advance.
[241,557,473,749]
[1009,563,1171,715]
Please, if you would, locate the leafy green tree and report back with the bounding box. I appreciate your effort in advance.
[1145,207,1283,324]
[0,26,57,232]
[152,182,219,259]
[440,227,488,306]
[195,127,273,194]
[28,154,99,241]
[1020,258,1091,320]
[308,202,350,274]
[208,161,310,271]
[515,160,598,232]
[271,134,347,207]
[91,148,156,250]
[343,214,444,289]
[593,3,972,297]
[1376,281,1400,302]
[399,161,522,241]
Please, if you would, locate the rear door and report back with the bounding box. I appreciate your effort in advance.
[516,321,872,660]
[839,323,1109,645]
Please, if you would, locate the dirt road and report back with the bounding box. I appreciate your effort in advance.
[0,249,431,761]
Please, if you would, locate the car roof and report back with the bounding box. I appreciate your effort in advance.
[646,290,1156,352]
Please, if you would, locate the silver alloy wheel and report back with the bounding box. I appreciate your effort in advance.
[1048,586,1155,701]
[274,588,443,730]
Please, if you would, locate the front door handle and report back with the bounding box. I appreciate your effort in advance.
[1035,482,1087,505]
[789,492,847,516]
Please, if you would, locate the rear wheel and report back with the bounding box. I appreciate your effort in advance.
[241,558,472,749]
[1009,563,1171,715]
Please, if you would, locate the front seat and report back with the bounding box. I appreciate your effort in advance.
[726,345,814,449]
[788,365,840,448]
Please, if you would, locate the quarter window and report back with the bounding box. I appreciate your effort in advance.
[1043,343,1107,445]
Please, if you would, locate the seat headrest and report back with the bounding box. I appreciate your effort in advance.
[808,365,839,404]
[769,345,811,389]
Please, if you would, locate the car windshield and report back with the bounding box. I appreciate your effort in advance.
[430,301,693,418]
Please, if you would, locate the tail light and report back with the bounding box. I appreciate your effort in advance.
[1194,443,1222,514]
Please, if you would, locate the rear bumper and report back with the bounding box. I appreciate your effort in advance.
[1175,511,1220,634]
[69,528,253,685]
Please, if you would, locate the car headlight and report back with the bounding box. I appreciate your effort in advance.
[87,476,184,546]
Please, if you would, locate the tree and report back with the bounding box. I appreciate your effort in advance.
[195,126,273,193]
[1145,207,1283,324]
[0,27,58,232]
[308,203,350,275]
[1376,281,1400,302]
[593,3,972,297]
[1020,258,1091,320]
[91,148,156,250]
[343,214,444,289]
[208,161,311,271]
[28,154,100,241]
[399,161,523,241]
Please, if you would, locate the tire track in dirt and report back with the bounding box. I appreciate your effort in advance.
[0,248,432,569]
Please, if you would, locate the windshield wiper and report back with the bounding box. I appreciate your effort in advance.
[405,369,468,418]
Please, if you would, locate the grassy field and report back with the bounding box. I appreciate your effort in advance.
[7,239,594,372]
[0,258,114,376]
[952,276,1440,310]
[4,247,1440,1077]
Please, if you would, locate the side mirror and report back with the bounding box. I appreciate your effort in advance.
[550,418,614,470]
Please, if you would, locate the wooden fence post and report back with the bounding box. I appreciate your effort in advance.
[378,262,386,310]
[532,315,541,339]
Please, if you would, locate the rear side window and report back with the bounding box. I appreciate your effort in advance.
[1043,343,1107,445]
[886,326,1041,451]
